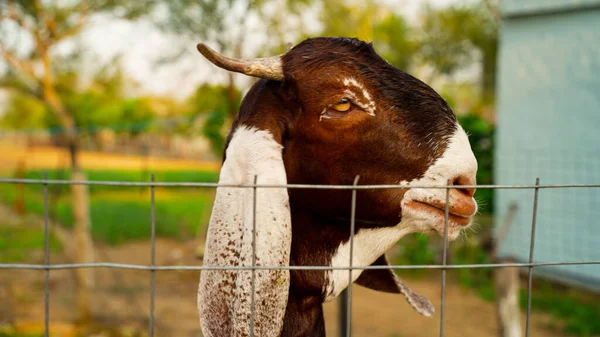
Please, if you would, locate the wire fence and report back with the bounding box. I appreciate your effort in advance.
[1,177,600,337]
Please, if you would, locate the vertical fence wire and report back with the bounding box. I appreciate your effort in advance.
[149,174,156,337]
[43,172,50,337]
[250,175,258,337]
[525,178,540,337]
[438,180,451,337]
[345,176,360,337]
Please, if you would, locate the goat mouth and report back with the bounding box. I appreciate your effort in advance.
[405,200,472,226]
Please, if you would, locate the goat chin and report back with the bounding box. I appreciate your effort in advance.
[399,210,467,242]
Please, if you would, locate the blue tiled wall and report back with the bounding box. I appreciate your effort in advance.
[495,5,600,290]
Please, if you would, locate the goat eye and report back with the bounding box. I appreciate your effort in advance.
[332,98,351,112]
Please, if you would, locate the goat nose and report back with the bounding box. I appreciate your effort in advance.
[452,175,476,198]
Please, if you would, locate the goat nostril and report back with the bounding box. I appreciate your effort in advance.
[452,175,476,198]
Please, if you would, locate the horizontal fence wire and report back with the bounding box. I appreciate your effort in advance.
[2,177,600,189]
[1,177,599,337]
[1,261,599,270]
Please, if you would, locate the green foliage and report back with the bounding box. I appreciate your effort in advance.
[203,108,228,157]
[0,95,48,130]
[393,234,436,277]
[187,83,241,156]
[57,67,155,134]
[1,65,157,135]
[316,1,418,71]
[0,326,43,337]
[0,0,159,129]
[0,225,62,263]
[451,234,600,337]
[452,238,496,301]
[372,14,419,71]
[189,84,240,117]
[522,282,600,337]
[157,0,315,57]
[419,4,498,96]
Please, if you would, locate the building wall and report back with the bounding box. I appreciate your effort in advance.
[495,4,600,290]
[502,0,600,17]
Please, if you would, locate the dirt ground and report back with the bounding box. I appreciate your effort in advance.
[0,204,564,337]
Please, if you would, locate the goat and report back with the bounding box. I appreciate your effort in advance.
[196,37,478,337]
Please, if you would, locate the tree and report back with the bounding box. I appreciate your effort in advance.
[316,0,419,71]
[156,0,314,156]
[0,0,155,323]
[418,3,499,103]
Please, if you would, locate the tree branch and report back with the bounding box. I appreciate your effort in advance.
[0,45,38,80]
[54,12,88,42]
[39,47,75,133]
[49,2,90,43]
[1,6,37,36]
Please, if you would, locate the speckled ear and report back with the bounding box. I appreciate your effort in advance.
[198,125,292,337]
[355,255,434,317]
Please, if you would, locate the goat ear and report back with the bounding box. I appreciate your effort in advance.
[198,125,292,337]
[355,255,434,317]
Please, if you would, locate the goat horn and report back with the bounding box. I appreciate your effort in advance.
[197,43,284,81]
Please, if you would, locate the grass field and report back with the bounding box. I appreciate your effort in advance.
[0,226,62,263]
[0,169,217,245]
[0,143,221,245]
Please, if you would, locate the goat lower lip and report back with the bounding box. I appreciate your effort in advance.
[406,200,472,226]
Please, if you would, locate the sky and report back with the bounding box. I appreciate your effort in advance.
[1,0,477,104]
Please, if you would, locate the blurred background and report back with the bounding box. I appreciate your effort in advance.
[0,0,598,336]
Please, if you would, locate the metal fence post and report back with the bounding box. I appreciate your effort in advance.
[339,289,348,337]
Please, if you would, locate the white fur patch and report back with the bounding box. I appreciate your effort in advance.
[324,123,477,300]
[400,123,478,240]
[342,77,376,116]
[198,126,292,337]
[324,225,412,301]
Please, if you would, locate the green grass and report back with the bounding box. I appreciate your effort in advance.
[524,283,600,337]
[0,225,62,262]
[391,212,600,337]
[0,329,43,337]
[452,240,600,337]
[52,190,213,244]
[0,169,217,245]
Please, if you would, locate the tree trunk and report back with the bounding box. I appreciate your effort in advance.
[69,143,94,324]
[494,260,521,337]
[39,46,94,322]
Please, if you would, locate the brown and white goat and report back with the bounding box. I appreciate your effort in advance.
[197,37,478,337]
